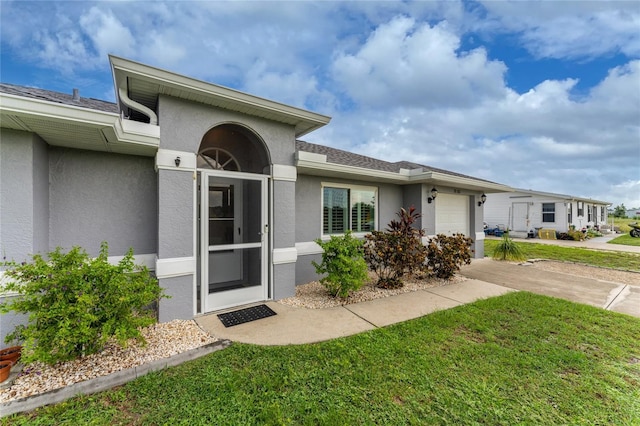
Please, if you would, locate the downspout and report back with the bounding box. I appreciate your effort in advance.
[118,87,158,125]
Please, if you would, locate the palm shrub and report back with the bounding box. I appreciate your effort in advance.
[426,234,474,279]
[364,207,428,288]
[312,231,368,298]
[0,242,166,365]
[491,233,527,262]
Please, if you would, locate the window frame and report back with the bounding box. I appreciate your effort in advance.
[321,182,378,238]
[542,202,556,223]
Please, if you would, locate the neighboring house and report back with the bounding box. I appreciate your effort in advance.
[626,209,640,219]
[0,56,511,342]
[484,189,611,237]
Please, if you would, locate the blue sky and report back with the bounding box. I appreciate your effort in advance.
[2,0,639,208]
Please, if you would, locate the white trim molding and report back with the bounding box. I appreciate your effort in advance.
[295,241,323,256]
[156,149,197,171]
[272,247,298,265]
[156,256,196,279]
[271,164,297,182]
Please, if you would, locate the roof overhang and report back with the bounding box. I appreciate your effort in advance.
[0,92,159,156]
[296,150,513,193]
[508,188,611,205]
[109,55,331,137]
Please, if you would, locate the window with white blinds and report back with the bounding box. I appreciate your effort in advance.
[322,184,377,235]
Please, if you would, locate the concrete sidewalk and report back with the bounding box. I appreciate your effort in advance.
[197,257,640,345]
[196,280,515,345]
[487,234,640,253]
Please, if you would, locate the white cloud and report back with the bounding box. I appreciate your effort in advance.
[1,1,638,207]
[79,7,135,59]
[478,1,640,60]
[332,16,508,108]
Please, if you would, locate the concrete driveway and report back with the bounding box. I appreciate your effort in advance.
[460,258,640,318]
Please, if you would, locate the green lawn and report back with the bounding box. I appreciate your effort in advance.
[608,234,640,247]
[485,239,640,272]
[3,292,639,425]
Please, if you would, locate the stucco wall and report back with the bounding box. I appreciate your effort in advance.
[402,185,424,229]
[155,96,301,318]
[0,294,28,348]
[294,174,404,285]
[156,169,193,259]
[157,96,296,166]
[49,147,157,257]
[32,135,50,255]
[0,129,49,262]
[273,180,296,249]
[295,253,321,286]
[1,129,34,261]
[295,174,403,244]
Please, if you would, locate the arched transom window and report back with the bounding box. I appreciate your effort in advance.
[197,147,240,171]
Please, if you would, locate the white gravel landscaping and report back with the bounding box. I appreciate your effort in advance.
[0,320,217,403]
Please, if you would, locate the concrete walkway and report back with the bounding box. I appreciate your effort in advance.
[197,255,640,345]
[196,280,515,345]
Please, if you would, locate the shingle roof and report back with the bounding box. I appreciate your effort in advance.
[296,140,498,184]
[0,83,118,114]
[1,82,498,186]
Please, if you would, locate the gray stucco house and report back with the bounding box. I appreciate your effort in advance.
[0,56,510,339]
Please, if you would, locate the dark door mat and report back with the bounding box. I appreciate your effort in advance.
[217,304,277,328]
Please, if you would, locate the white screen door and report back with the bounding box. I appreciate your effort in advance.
[200,171,268,312]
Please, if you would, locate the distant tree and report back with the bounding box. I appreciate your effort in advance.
[612,204,627,218]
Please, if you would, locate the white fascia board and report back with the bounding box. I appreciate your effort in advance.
[297,159,409,183]
[0,93,160,150]
[0,93,118,127]
[510,188,610,205]
[426,172,513,193]
[113,118,160,147]
[297,157,512,191]
[109,55,331,136]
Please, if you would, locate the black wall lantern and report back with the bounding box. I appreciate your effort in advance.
[427,187,438,204]
[175,156,181,167]
[478,193,487,207]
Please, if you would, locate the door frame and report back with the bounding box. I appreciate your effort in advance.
[198,169,270,313]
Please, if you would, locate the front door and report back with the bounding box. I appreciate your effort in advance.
[512,202,529,232]
[200,171,268,312]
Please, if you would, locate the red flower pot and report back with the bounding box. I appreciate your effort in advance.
[0,345,22,366]
[0,360,11,383]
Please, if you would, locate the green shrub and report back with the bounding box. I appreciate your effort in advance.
[364,207,428,288]
[426,234,474,279]
[0,243,166,365]
[312,231,368,298]
[491,233,527,262]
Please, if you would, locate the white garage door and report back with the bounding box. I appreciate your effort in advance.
[435,193,470,236]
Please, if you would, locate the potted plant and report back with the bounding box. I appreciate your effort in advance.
[0,345,22,366]
[0,360,12,383]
